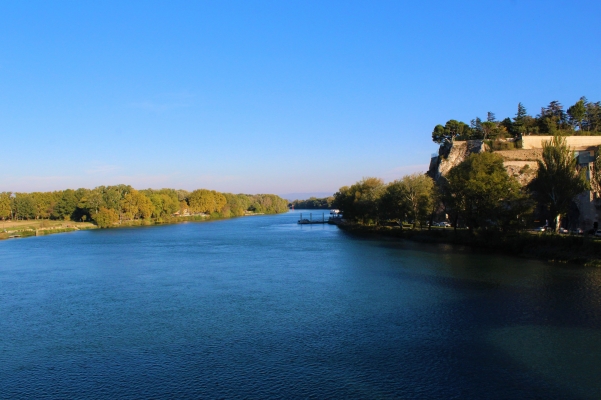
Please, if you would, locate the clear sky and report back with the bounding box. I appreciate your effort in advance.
[1,1,600,197]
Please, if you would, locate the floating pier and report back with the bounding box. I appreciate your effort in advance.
[298,212,326,224]
[298,210,343,225]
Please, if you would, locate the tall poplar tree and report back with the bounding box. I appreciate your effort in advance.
[529,135,589,232]
[0,192,12,221]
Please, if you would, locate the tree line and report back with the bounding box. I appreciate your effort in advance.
[0,185,289,228]
[335,135,591,233]
[290,196,335,209]
[432,97,601,144]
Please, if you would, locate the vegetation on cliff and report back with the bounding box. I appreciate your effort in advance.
[432,97,601,144]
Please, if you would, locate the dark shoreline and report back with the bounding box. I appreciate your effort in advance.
[336,223,601,267]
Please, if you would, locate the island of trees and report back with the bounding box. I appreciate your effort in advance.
[0,186,289,229]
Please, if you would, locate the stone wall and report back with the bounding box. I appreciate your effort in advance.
[503,161,538,186]
[522,136,601,150]
[495,149,543,161]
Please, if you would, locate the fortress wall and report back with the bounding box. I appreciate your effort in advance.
[522,136,601,150]
[503,161,538,168]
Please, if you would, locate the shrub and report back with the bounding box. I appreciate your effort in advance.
[92,207,119,228]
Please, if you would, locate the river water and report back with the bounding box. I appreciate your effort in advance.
[1,210,600,399]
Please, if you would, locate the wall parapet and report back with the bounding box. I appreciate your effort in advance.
[522,136,601,150]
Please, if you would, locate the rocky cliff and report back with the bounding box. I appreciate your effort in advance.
[428,140,487,181]
[428,140,538,186]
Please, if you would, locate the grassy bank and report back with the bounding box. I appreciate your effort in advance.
[0,225,97,240]
[1,219,97,231]
[0,212,268,241]
[337,224,601,267]
[1,220,98,241]
[114,214,211,228]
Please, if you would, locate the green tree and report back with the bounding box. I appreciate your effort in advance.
[567,97,587,132]
[500,117,514,135]
[291,196,334,210]
[29,192,53,219]
[162,193,179,215]
[481,121,496,140]
[148,194,164,218]
[13,193,37,220]
[585,101,601,132]
[513,102,528,135]
[79,188,105,216]
[188,189,217,214]
[333,177,385,224]
[0,192,12,221]
[147,192,179,218]
[223,193,251,216]
[538,101,568,134]
[120,189,153,220]
[92,207,119,228]
[249,194,288,214]
[470,117,483,139]
[445,152,526,231]
[137,192,153,219]
[378,181,409,223]
[52,189,79,220]
[592,147,601,195]
[399,173,434,228]
[529,135,589,232]
[432,120,472,144]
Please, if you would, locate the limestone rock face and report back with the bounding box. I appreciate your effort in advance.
[428,140,487,181]
[503,161,538,186]
[429,141,538,185]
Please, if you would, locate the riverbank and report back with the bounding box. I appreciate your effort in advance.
[336,223,601,267]
[0,220,98,240]
[0,212,270,241]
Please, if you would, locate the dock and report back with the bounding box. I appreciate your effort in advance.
[298,212,327,224]
[298,210,343,225]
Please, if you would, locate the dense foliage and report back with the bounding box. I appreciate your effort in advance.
[0,185,289,228]
[432,97,601,144]
[529,135,589,232]
[442,153,533,232]
[290,196,335,209]
[334,174,435,227]
[335,135,588,233]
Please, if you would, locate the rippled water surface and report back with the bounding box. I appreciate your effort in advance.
[1,210,601,399]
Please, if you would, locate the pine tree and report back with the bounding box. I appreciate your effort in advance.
[513,103,528,135]
[567,97,587,131]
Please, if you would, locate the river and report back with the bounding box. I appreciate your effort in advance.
[1,210,600,399]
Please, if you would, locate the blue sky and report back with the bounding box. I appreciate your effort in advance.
[1,1,600,197]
